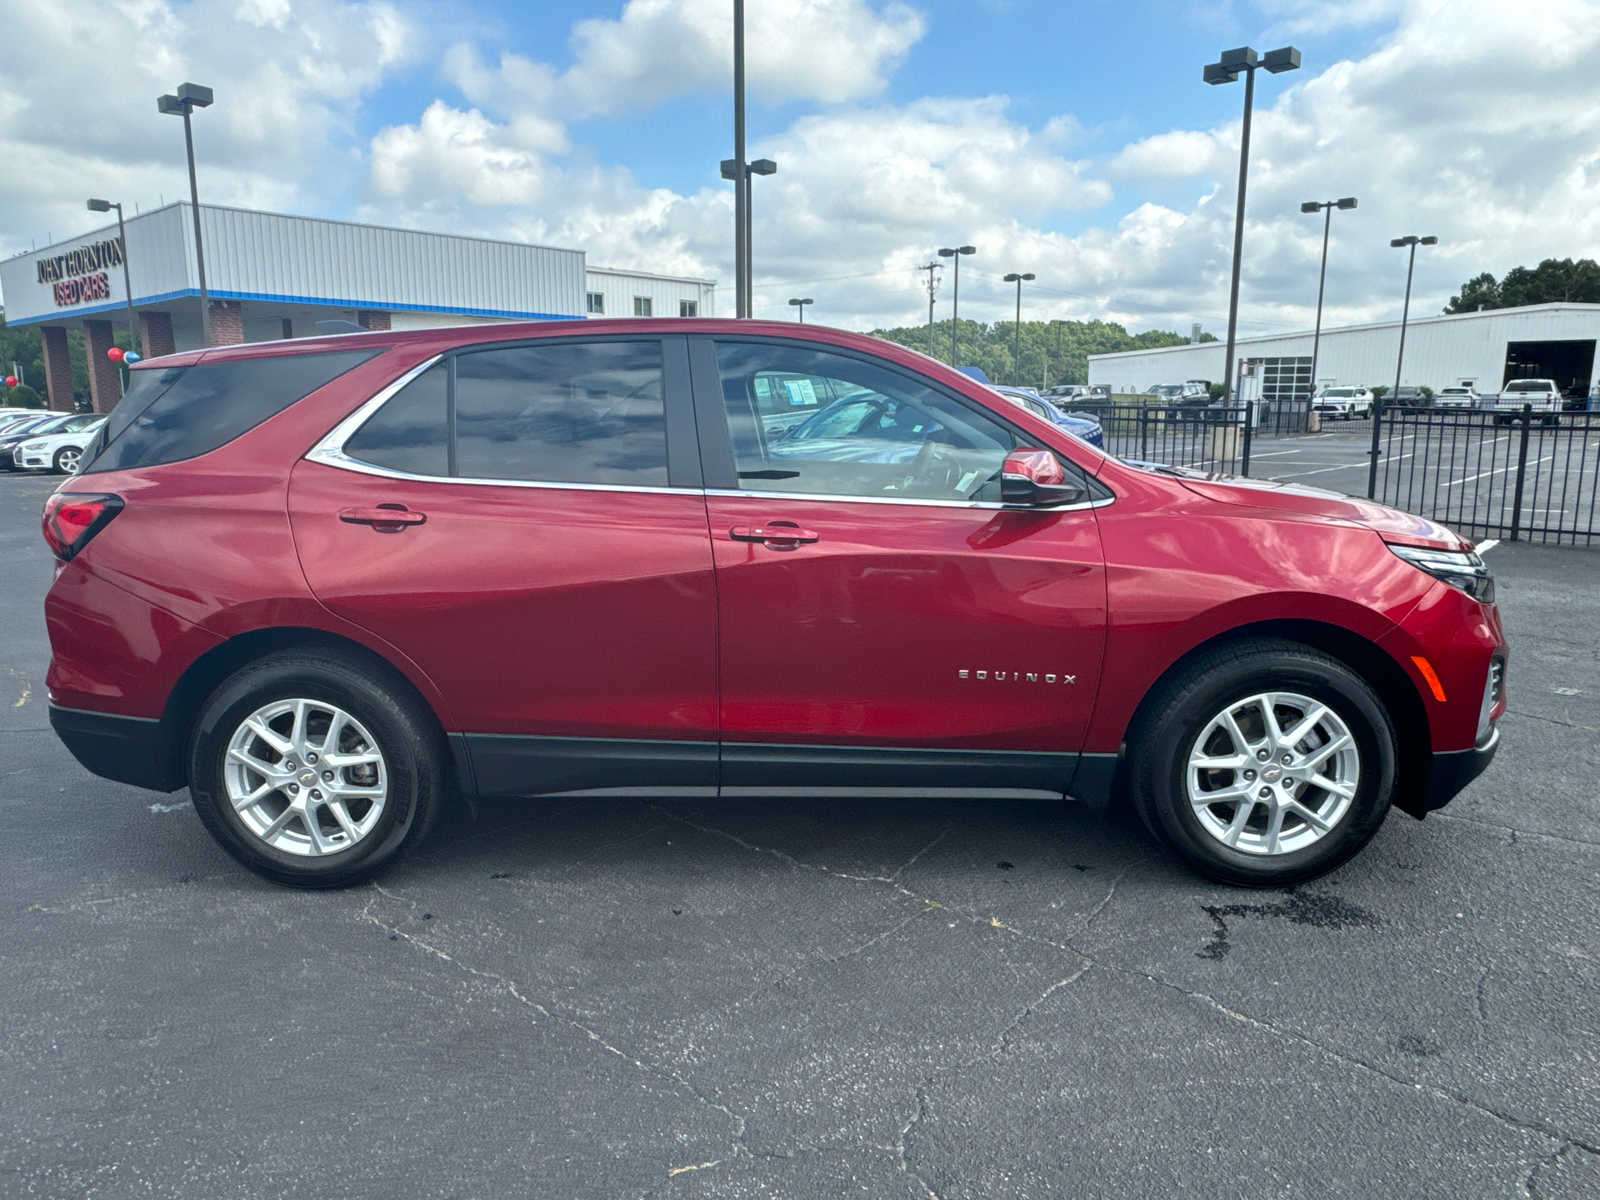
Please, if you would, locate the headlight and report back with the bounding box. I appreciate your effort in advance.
[1388,543,1494,603]
[22,441,46,451]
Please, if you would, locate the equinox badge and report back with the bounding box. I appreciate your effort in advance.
[959,669,1076,684]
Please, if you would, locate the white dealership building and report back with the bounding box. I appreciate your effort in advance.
[0,203,715,412]
[1088,303,1600,407]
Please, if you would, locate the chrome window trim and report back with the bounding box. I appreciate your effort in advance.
[304,351,691,497]
[704,487,1113,512]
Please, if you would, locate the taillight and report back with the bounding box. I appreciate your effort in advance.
[42,492,123,561]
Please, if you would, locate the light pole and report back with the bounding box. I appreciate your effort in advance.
[1003,272,1035,384]
[1299,196,1357,416]
[937,245,975,366]
[1369,234,1437,497]
[1204,46,1301,406]
[788,297,813,322]
[158,82,214,344]
[87,199,139,357]
[721,156,776,317]
[730,0,747,318]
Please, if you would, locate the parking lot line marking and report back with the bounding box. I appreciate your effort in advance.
[1474,539,1500,553]
[1444,454,1554,489]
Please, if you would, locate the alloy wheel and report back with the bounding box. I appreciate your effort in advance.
[222,698,388,856]
[58,448,81,474]
[1185,691,1360,856]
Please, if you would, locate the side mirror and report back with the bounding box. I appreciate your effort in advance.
[1000,449,1087,507]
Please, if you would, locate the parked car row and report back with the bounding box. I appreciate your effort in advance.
[0,411,106,473]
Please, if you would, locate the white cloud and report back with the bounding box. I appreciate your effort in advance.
[1110,130,1225,180]
[0,0,419,257]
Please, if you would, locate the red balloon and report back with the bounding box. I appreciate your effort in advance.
[107,347,125,362]
[2,377,15,387]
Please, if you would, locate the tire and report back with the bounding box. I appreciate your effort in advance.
[54,446,82,475]
[187,648,446,888]
[1128,638,1397,887]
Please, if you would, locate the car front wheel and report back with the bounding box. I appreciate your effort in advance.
[54,447,82,474]
[188,648,445,888]
[1129,639,1397,886]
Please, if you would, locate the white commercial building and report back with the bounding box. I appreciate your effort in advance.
[0,202,715,412]
[1088,303,1600,408]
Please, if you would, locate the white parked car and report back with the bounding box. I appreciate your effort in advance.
[1433,386,1478,409]
[1311,386,1374,419]
[1494,378,1561,425]
[13,416,106,474]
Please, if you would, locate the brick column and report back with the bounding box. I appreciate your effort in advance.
[207,301,244,346]
[138,311,176,359]
[357,309,391,331]
[83,319,124,413]
[41,326,75,412]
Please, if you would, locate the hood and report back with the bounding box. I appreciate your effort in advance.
[1172,471,1472,551]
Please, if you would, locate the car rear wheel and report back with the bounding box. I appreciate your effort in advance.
[1128,638,1396,886]
[187,648,445,888]
[54,447,82,475]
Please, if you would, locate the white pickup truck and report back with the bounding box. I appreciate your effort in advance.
[1493,378,1561,425]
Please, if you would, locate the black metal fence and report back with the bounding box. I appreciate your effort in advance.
[1371,405,1600,547]
[1072,403,1251,474]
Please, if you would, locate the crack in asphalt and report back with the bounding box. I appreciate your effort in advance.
[645,813,1600,1171]
[1432,811,1600,852]
[353,806,1596,1190]
[1506,707,1599,732]
[358,882,751,1177]
[1524,1140,1600,1198]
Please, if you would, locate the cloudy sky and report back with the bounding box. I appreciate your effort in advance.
[3,0,1598,333]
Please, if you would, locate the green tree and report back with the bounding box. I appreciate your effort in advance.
[1444,272,1501,314]
[1444,258,1600,314]
[868,317,1206,388]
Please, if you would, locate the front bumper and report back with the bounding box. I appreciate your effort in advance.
[1413,726,1499,815]
[50,704,185,793]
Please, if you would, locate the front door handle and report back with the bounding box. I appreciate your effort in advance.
[729,523,820,549]
[340,505,426,532]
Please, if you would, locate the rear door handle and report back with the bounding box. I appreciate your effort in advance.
[729,524,819,548]
[339,505,426,531]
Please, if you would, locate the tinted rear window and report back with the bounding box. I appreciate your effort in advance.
[84,349,382,474]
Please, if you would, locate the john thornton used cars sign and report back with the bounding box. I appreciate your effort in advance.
[35,237,124,309]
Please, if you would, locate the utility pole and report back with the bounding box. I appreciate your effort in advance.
[920,261,942,358]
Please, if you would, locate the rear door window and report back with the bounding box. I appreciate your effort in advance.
[85,349,382,474]
[454,341,667,485]
[340,340,670,488]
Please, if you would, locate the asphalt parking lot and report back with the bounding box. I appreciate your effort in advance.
[3,469,1598,1199]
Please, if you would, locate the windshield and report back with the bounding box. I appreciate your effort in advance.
[1321,388,1355,398]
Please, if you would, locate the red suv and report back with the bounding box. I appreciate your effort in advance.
[42,320,1505,888]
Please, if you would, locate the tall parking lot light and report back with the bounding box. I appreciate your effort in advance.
[1205,45,1301,405]
[730,0,747,318]
[721,156,777,317]
[938,246,975,365]
[788,297,813,322]
[87,199,139,357]
[1300,197,1357,414]
[158,83,214,344]
[1003,272,1035,383]
[1369,234,1438,498]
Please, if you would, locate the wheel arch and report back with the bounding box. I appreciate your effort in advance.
[153,626,455,791]
[1110,618,1432,819]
